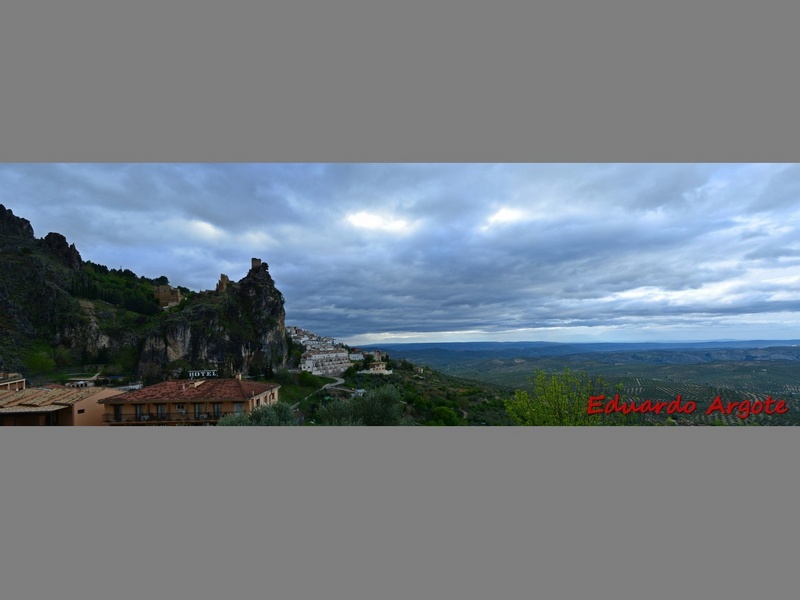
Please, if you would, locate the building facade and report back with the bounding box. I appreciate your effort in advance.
[0,372,26,391]
[300,348,352,376]
[0,385,122,426]
[99,378,281,426]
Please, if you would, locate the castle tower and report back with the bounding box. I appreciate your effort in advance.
[154,284,182,307]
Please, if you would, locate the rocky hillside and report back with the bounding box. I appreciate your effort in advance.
[1,204,87,365]
[0,203,287,378]
[137,262,288,380]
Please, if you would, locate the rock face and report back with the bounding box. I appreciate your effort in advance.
[0,203,34,238]
[0,205,85,362]
[137,262,288,378]
[58,299,139,359]
[41,232,83,271]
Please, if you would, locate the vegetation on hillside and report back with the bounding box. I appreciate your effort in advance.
[286,357,516,426]
[70,261,170,316]
[217,402,297,426]
[315,385,409,426]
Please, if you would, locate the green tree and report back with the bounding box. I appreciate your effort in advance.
[315,398,364,426]
[217,402,297,426]
[361,354,373,371]
[123,293,161,315]
[398,359,414,372]
[427,406,460,426]
[249,402,296,425]
[216,412,252,426]
[350,384,404,426]
[504,368,627,426]
[52,345,74,368]
[23,346,56,375]
[313,384,405,426]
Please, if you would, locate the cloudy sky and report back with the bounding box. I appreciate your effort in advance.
[3,163,800,345]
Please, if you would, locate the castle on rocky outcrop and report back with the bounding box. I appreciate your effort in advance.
[137,255,287,380]
[154,284,182,308]
[216,259,265,294]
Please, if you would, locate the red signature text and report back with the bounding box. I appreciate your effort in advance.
[587,394,789,419]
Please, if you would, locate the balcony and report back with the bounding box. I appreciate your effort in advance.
[103,411,241,425]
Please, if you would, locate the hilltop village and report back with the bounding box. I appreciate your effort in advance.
[287,326,391,377]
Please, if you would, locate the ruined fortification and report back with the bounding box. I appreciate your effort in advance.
[154,285,182,308]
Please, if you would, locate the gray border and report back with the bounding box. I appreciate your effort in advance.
[3,2,800,600]
[2,2,800,162]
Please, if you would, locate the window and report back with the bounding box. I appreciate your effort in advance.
[175,404,185,411]
[194,403,204,418]
[77,409,85,414]
[156,404,167,418]
[213,404,223,418]
[134,405,145,419]
[113,405,122,421]
[234,402,244,414]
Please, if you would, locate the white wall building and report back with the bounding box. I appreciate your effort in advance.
[300,348,352,376]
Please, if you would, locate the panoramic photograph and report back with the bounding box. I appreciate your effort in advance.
[2,163,800,426]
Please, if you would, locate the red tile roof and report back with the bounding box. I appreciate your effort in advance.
[101,379,280,404]
[0,387,122,412]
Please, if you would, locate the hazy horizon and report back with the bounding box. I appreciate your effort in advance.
[345,336,800,347]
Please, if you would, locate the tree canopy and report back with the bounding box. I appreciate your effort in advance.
[217,402,297,426]
[314,384,407,426]
[504,368,635,426]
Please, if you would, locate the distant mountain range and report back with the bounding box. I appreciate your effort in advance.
[367,340,800,353]
[364,340,800,370]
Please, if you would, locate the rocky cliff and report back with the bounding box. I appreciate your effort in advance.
[1,204,34,238]
[137,262,288,379]
[1,203,288,378]
[0,204,85,364]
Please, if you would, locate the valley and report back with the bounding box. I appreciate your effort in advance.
[372,341,800,425]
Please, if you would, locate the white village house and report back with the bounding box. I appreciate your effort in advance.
[300,347,352,376]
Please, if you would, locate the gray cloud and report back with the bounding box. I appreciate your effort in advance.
[4,163,800,343]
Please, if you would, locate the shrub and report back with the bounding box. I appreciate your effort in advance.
[504,369,619,426]
[428,406,460,426]
[315,399,364,426]
[217,402,297,426]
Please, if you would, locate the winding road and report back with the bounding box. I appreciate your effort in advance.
[298,377,347,404]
